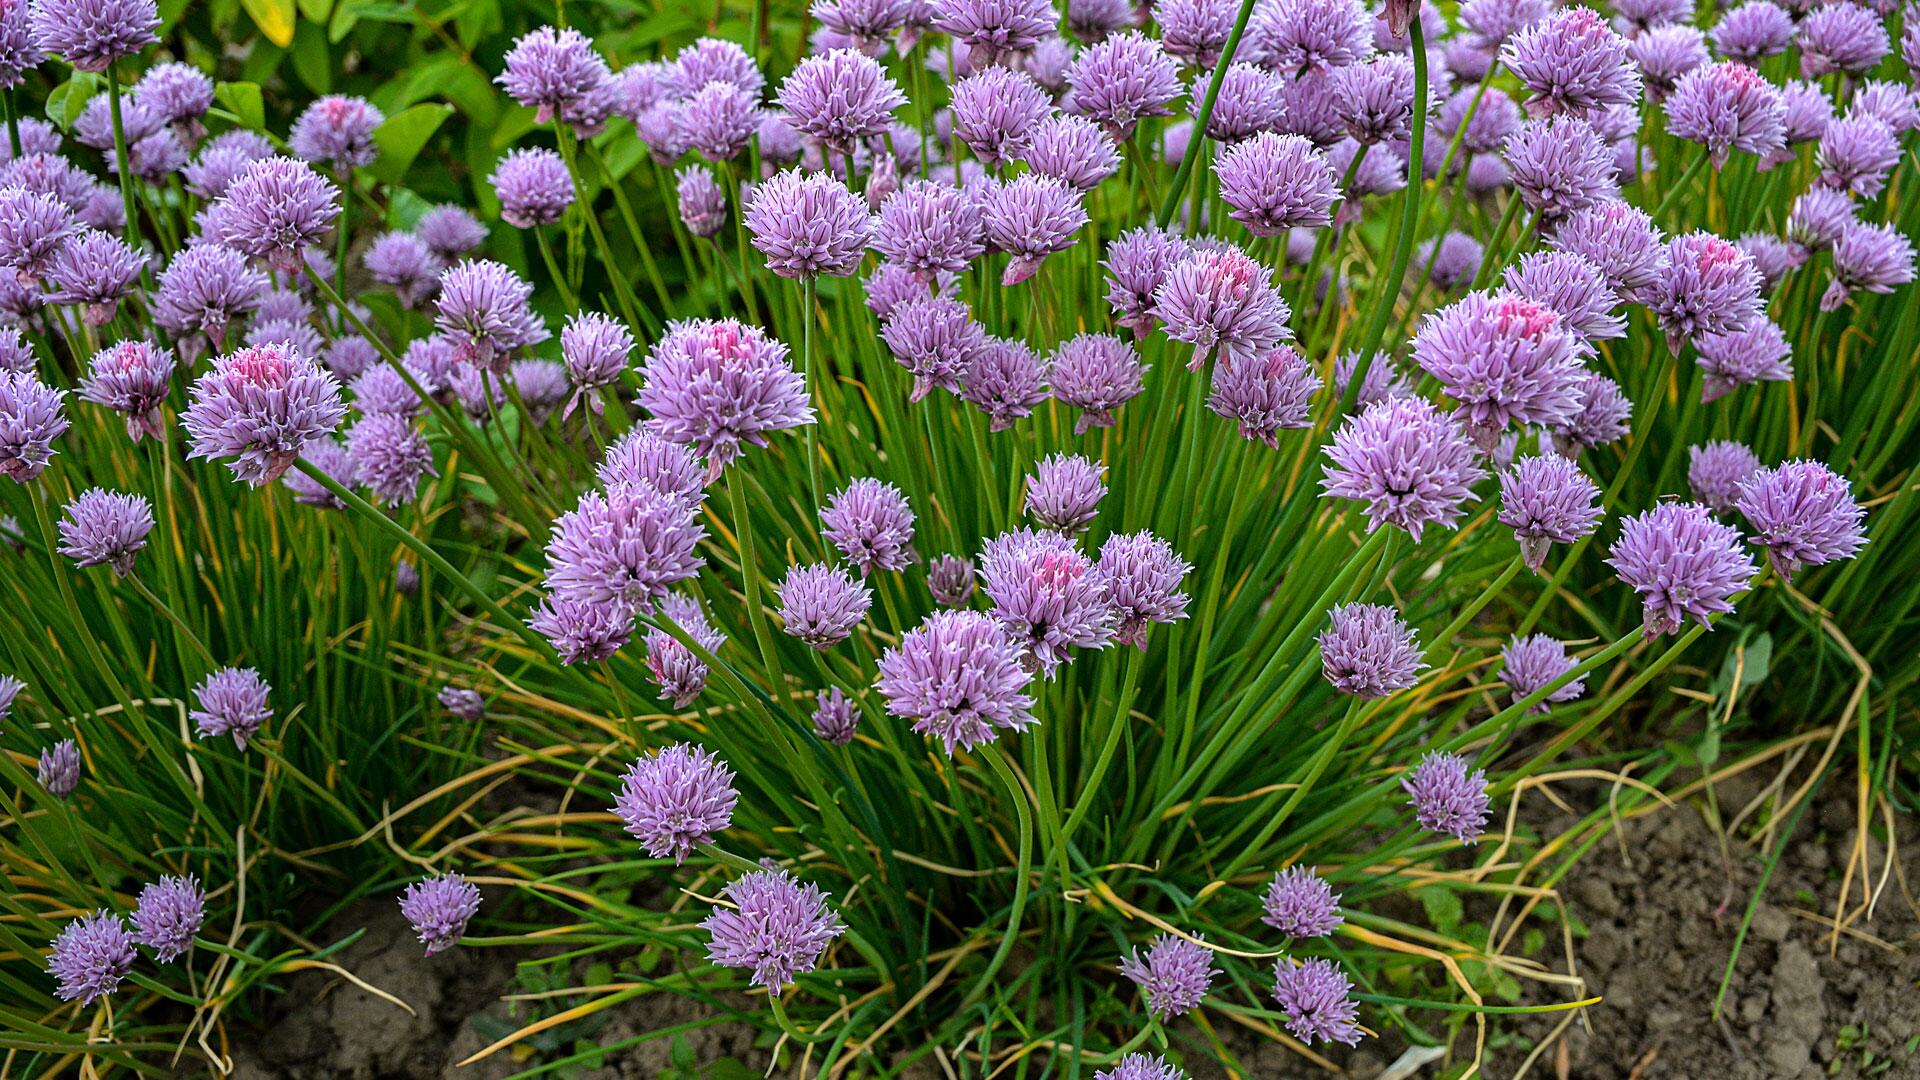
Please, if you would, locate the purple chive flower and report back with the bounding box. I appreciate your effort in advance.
[151,245,263,360]
[1798,2,1887,78]
[0,370,61,482]
[1413,291,1584,449]
[814,0,910,52]
[416,205,487,260]
[1215,132,1341,236]
[213,157,341,275]
[78,340,172,442]
[1319,601,1424,698]
[1065,31,1183,140]
[744,168,873,278]
[1208,344,1322,447]
[1254,0,1372,75]
[598,429,706,504]
[1025,453,1107,533]
[1503,250,1626,341]
[363,232,442,307]
[1689,440,1761,512]
[613,743,738,862]
[37,737,80,796]
[1322,396,1486,538]
[668,36,764,98]
[702,868,845,996]
[676,166,726,238]
[777,48,906,151]
[1787,186,1857,255]
[821,477,917,574]
[779,563,874,649]
[1607,0,1690,34]
[981,528,1116,676]
[45,229,142,324]
[1652,232,1764,352]
[558,311,634,417]
[528,594,632,663]
[1263,866,1343,938]
[75,93,160,153]
[191,667,272,749]
[56,488,152,576]
[1154,246,1293,366]
[1499,453,1602,571]
[880,294,987,401]
[948,67,1052,166]
[983,173,1087,286]
[398,874,481,957]
[290,95,383,170]
[1459,0,1547,46]
[1764,81,1834,170]
[47,911,136,1005]
[1608,501,1758,635]
[959,336,1049,430]
[248,317,323,360]
[181,343,347,485]
[394,558,420,596]
[0,0,44,88]
[1023,114,1122,191]
[1629,24,1708,102]
[1552,370,1633,455]
[1502,633,1586,712]
[31,0,156,73]
[1402,750,1491,843]
[1096,1055,1187,1080]
[644,594,725,707]
[435,259,549,370]
[1159,0,1237,66]
[675,81,760,162]
[1847,81,1920,135]
[544,483,706,611]
[0,674,22,720]
[1279,68,1351,148]
[811,686,860,744]
[1334,351,1412,408]
[1439,86,1523,158]
[0,327,31,373]
[1104,224,1190,337]
[1,153,91,212]
[931,0,1056,67]
[927,553,977,606]
[1711,1,1794,62]
[877,608,1036,752]
[497,25,614,129]
[1823,221,1916,310]
[1118,934,1216,1020]
[1334,54,1419,145]
[1503,116,1618,218]
[1735,459,1867,580]
[1097,531,1191,648]
[1048,332,1145,433]
[281,438,350,508]
[638,318,812,477]
[1817,116,1901,198]
[874,178,986,278]
[1066,0,1131,40]
[1665,62,1785,168]
[0,185,74,281]
[131,875,203,964]
[135,60,211,129]
[1503,7,1641,120]
[439,686,486,721]
[1547,200,1666,299]
[489,147,574,228]
[344,414,435,506]
[1423,231,1485,291]
[1199,62,1285,144]
[1272,958,1362,1046]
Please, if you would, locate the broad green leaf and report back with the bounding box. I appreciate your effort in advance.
[238,0,296,47]
[289,21,332,95]
[295,0,333,22]
[367,103,453,185]
[213,81,266,132]
[1417,886,1463,933]
[45,73,101,131]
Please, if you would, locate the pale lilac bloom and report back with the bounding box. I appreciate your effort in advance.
[1652,232,1764,352]
[1097,530,1191,648]
[1502,7,1642,120]
[1665,62,1785,168]
[190,667,272,749]
[960,336,1049,430]
[877,608,1036,753]
[1460,0,1548,46]
[1104,224,1190,337]
[613,743,738,862]
[281,438,350,509]
[880,294,987,401]
[667,37,764,98]
[1822,221,1915,310]
[290,95,384,170]
[676,81,760,161]
[1735,460,1868,579]
[1049,332,1145,432]
[1503,249,1626,341]
[948,66,1053,165]
[416,205,488,260]
[873,178,986,277]
[56,488,151,575]
[927,553,977,606]
[778,49,907,150]
[822,477,917,574]
[1552,370,1632,455]
[1402,750,1491,843]
[528,594,632,664]
[1253,0,1372,75]
[345,414,435,506]
[398,874,482,957]
[1319,601,1424,698]
[1816,115,1900,198]
[1847,80,1920,134]
[1440,85,1522,156]
[1202,62,1286,143]
[812,686,859,744]
[490,147,574,228]
[46,912,135,1006]
[1413,291,1585,449]
[1023,114,1122,190]
[1208,344,1321,446]
[434,259,550,370]
[1096,1055,1187,1080]
[78,339,171,441]
[1216,132,1341,236]
[1786,186,1857,253]
[31,0,157,72]
[644,594,726,707]
[1711,1,1795,62]
[1797,2,1887,78]
[363,232,442,307]
[1629,24,1708,102]
[984,173,1087,285]
[744,168,874,278]
[1607,501,1758,635]
[1499,453,1602,570]
[1611,0,1692,34]
[543,482,706,611]
[1158,0,1236,67]
[1689,440,1761,512]
[213,157,340,275]
[1334,350,1413,408]
[1263,867,1343,937]
[1503,116,1618,218]
[701,868,845,996]
[1423,231,1485,291]
[1335,53,1419,145]
[0,185,75,282]
[1763,81,1833,169]
[865,261,956,321]
[496,25,615,128]
[1734,232,1803,292]
[1501,633,1586,712]
[1118,934,1215,1019]
[1321,396,1486,538]
[930,0,1057,66]
[1025,453,1107,533]
[779,563,874,648]
[1065,31,1183,140]
[1274,68,1349,147]
[1272,958,1362,1045]
[130,875,204,963]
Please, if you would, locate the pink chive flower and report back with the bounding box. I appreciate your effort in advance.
[1499,453,1603,571]
[1200,62,1285,144]
[1764,81,1834,170]
[1208,344,1322,447]
[644,595,726,708]
[1629,24,1708,102]
[1735,460,1868,580]
[812,686,859,744]
[1321,396,1486,539]
[1502,7,1642,120]
[1422,231,1485,292]
[1334,53,1419,145]
[597,428,705,503]
[744,168,874,279]
[613,743,738,863]
[1688,440,1762,513]
[416,205,488,260]
[877,608,1036,753]
[880,294,988,401]
[78,339,172,441]
[0,185,75,282]
[1097,1055,1187,1080]
[1665,62,1786,168]
[1412,291,1585,449]
[675,81,760,161]
[290,95,383,170]
[1097,531,1192,649]
[1651,232,1765,353]
[1049,332,1145,432]
[1152,246,1293,366]
[1551,371,1632,456]
[980,527,1117,676]
[1104,224,1190,337]
[1547,200,1666,299]
[778,563,874,648]
[1118,934,1216,1020]
[1503,249,1626,341]
[344,414,435,507]
[434,258,550,371]
[667,37,764,97]
[1608,502,1758,636]
[181,343,346,485]
[949,66,1053,165]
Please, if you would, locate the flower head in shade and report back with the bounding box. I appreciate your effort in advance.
[1609,0,1690,34]
[558,311,634,418]
[125,127,189,182]
[702,868,845,996]
[0,1,44,88]
[984,174,1087,286]
[1459,0,1546,46]
[1546,200,1666,300]
[1416,231,1482,292]
[439,686,486,721]
[931,0,1056,66]
[47,911,135,1005]
[363,232,442,307]
[924,554,976,607]
[152,245,267,360]
[1413,291,1584,449]
[489,147,574,229]
[1119,933,1215,1020]
[37,738,79,796]
[809,686,860,744]
[1665,62,1785,168]
[398,874,481,957]
[528,594,633,663]
[877,607,1036,752]
[1711,1,1794,62]
[1503,116,1617,218]
[671,166,726,239]
[613,743,738,863]
[45,229,142,323]
[496,25,614,129]
[1104,225,1190,337]
[1200,62,1285,144]
[744,168,873,279]
[416,204,487,260]
[1208,344,1322,447]
[0,185,74,281]
[959,336,1048,431]
[1272,958,1362,1046]
[639,318,812,477]
[1334,351,1412,409]
[1822,220,1915,310]
[668,36,763,98]
[865,263,955,324]
[1767,81,1834,168]
[777,49,905,151]
[190,667,272,749]
[280,438,350,508]
[1159,0,1236,66]
[674,81,760,161]
[1440,86,1522,157]
[0,369,61,482]
[31,0,156,72]
[1023,114,1122,192]
[1403,750,1490,843]
[1254,0,1371,75]
[814,0,910,51]
[545,483,706,611]
[1503,7,1640,120]
[1503,250,1625,343]
[56,488,152,576]
[1048,333,1145,432]
[290,95,383,170]
[0,674,22,721]
[1323,396,1484,536]
[1025,453,1107,534]
[1502,633,1586,712]
[78,340,172,442]
[0,327,31,374]
[0,153,92,213]
[344,414,435,506]
[135,60,211,130]
[779,563,874,649]
[181,343,346,485]
[1652,232,1764,353]
[1787,187,1857,258]
[1628,24,1708,102]
[1153,246,1293,366]
[1548,370,1630,456]
[1216,132,1341,236]
[598,428,706,504]
[1097,530,1192,649]
[948,67,1052,166]
[1608,502,1757,636]
[131,875,203,963]
[1066,0,1131,40]
[874,178,986,278]
[821,477,917,575]
[643,594,724,707]
[1065,31,1183,140]
[1319,602,1424,698]
[434,259,549,370]
[1689,440,1761,513]
[1798,2,1887,78]
[880,294,987,401]
[1263,866,1343,937]
[213,157,340,274]
[1499,454,1602,571]
[1735,459,1867,580]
